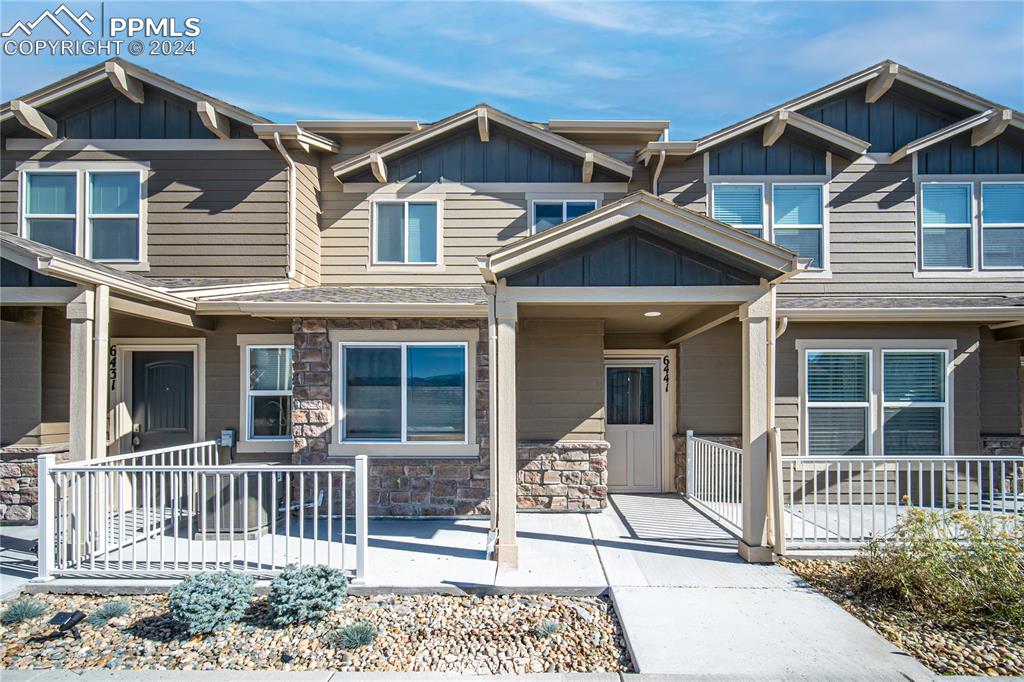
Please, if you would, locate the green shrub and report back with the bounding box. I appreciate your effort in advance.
[268,564,348,626]
[534,618,561,638]
[86,600,132,627]
[168,572,255,635]
[0,597,47,625]
[851,508,1023,627]
[328,620,377,649]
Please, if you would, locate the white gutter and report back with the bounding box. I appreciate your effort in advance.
[272,131,298,281]
[36,256,196,311]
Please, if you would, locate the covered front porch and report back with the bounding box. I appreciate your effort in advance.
[479,191,803,566]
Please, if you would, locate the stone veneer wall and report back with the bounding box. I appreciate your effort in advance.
[517,440,608,511]
[292,318,491,516]
[982,435,1024,456]
[672,433,742,493]
[0,445,69,523]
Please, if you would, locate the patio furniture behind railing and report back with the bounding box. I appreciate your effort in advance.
[779,455,1023,549]
[685,431,743,535]
[35,443,368,581]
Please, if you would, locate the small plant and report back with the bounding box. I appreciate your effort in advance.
[268,564,348,626]
[86,600,132,627]
[328,620,377,649]
[0,597,47,625]
[168,571,255,635]
[534,618,562,638]
[851,508,1023,627]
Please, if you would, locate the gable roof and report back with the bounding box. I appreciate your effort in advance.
[1,232,195,310]
[0,58,269,136]
[479,191,800,283]
[332,104,635,182]
[638,60,1024,163]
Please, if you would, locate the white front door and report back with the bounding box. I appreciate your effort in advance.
[605,362,660,492]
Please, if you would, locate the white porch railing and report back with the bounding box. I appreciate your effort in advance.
[685,431,743,534]
[780,455,1024,549]
[36,443,368,581]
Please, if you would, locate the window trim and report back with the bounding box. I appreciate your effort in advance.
[771,181,827,271]
[328,328,479,458]
[803,348,873,457]
[236,334,294,454]
[370,198,443,266]
[17,160,150,270]
[919,181,975,271]
[85,169,144,263]
[796,339,956,457]
[529,198,599,234]
[880,349,950,456]
[980,180,1024,271]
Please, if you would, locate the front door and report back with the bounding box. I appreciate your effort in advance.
[131,351,194,451]
[605,362,660,492]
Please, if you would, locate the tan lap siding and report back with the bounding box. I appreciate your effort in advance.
[292,149,321,287]
[40,308,70,446]
[677,319,742,436]
[0,310,42,446]
[659,155,706,214]
[517,318,605,441]
[1,150,288,280]
[979,327,1023,435]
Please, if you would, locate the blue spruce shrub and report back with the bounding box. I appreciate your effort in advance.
[268,564,348,625]
[1,597,47,625]
[168,571,255,635]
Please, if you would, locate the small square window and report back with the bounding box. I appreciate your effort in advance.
[712,184,763,238]
[373,201,438,264]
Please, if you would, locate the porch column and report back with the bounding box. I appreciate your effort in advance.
[91,285,110,460]
[66,288,95,461]
[738,287,774,562]
[493,299,519,568]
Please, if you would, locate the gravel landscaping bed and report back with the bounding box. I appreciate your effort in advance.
[0,593,631,673]
[783,558,1024,676]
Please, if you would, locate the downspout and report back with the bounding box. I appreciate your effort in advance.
[652,149,666,196]
[272,132,297,282]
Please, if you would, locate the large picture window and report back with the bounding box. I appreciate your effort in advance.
[246,346,293,440]
[373,201,439,264]
[340,342,467,444]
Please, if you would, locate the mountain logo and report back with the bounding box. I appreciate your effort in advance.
[2,4,95,38]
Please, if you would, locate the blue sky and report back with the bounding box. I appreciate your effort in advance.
[1,1,1021,138]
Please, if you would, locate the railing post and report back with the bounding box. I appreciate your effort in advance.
[354,455,368,582]
[34,453,56,582]
[685,430,694,498]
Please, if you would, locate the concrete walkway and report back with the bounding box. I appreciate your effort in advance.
[596,495,930,680]
[0,523,36,600]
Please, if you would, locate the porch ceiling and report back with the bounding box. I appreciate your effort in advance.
[519,302,736,341]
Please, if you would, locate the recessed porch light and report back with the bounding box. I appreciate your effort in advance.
[644,311,662,317]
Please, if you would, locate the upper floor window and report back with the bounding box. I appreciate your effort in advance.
[711,184,764,238]
[531,199,597,233]
[372,201,439,264]
[981,182,1024,269]
[920,183,972,269]
[711,181,827,269]
[772,184,824,269]
[20,165,146,266]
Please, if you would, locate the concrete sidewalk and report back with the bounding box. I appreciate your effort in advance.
[0,523,36,600]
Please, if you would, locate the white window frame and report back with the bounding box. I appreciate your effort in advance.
[802,349,873,457]
[770,181,828,271]
[918,181,975,271]
[529,198,599,234]
[20,168,79,255]
[980,180,1024,271]
[85,169,144,263]
[796,339,956,457]
[245,344,294,442]
[236,334,294,454]
[710,182,766,237]
[17,160,150,270]
[370,199,442,266]
[337,341,470,446]
[880,349,951,456]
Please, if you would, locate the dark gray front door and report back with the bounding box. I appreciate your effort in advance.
[131,351,194,451]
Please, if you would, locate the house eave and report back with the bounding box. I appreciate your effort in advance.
[780,307,1024,322]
